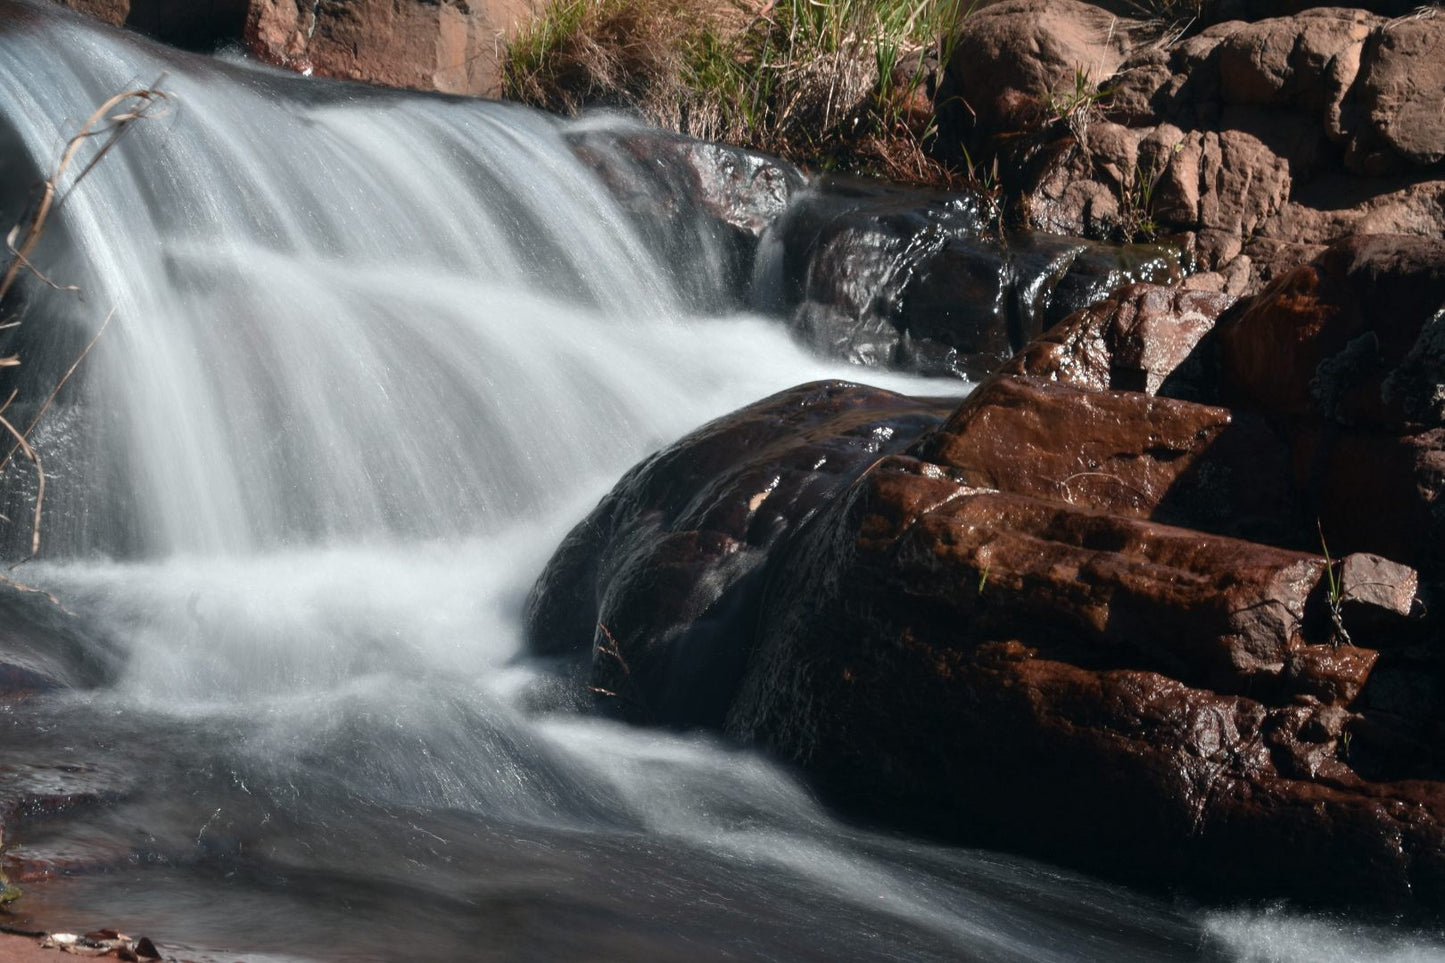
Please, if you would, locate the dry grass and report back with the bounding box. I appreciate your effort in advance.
[503,0,967,187]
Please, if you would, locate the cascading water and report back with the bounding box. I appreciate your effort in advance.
[0,4,1442,961]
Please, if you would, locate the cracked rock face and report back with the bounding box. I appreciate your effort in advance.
[939,2,1445,292]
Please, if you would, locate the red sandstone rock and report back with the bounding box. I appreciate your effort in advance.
[524,381,951,727]
[911,374,1296,538]
[1350,16,1445,171]
[1001,282,1233,395]
[942,0,1141,135]
[726,455,1445,909]
[1340,552,1418,618]
[1217,234,1445,423]
[247,0,537,96]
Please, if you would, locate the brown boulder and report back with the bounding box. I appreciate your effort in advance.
[942,0,1141,136]
[524,381,952,727]
[1001,282,1233,396]
[1217,234,1445,423]
[1350,15,1445,171]
[911,375,1297,539]
[1214,9,1376,133]
[726,454,1445,908]
[246,0,536,96]
[50,0,124,26]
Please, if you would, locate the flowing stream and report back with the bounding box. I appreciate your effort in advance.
[0,4,1442,960]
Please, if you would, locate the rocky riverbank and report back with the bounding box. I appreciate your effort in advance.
[28,0,1445,921]
[528,232,1445,912]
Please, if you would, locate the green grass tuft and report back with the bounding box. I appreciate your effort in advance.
[502,0,971,186]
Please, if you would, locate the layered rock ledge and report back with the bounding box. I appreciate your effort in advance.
[528,233,1445,912]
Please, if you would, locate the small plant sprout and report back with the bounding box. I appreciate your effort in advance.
[1317,520,1351,646]
[1046,67,1112,138]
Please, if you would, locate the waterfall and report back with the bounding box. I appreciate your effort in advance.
[0,5,1438,961]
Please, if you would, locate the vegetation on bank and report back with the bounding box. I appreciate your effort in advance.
[501,0,967,187]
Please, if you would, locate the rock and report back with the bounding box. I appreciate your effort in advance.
[725,454,1445,910]
[528,259,1445,908]
[50,0,124,27]
[1340,551,1418,618]
[941,0,1142,139]
[1350,15,1445,171]
[1217,234,1445,424]
[911,374,1297,539]
[565,125,805,310]
[1214,9,1375,128]
[50,0,249,49]
[1001,282,1234,397]
[246,0,535,96]
[774,180,1182,378]
[47,0,535,92]
[524,381,951,727]
[1303,426,1445,576]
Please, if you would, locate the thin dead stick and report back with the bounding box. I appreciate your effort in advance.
[0,570,69,611]
[0,76,168,304]
[0,306,115,477]
[0,410,43,561]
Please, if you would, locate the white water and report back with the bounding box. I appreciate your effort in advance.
[0,4,1443,961]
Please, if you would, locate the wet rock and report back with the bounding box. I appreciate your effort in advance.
[529,261,1445,907]
[0,583,117,695]
[773,180,1182,379]
[565,125,805,309]
[524,381,952,727]
[1001,282,1234,397]
[725,454,1445,909]
[911,375,1297,539]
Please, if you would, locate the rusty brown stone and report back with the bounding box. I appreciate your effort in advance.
[1218,234,1445,422]
[910,374,1297,539]
[246,0,537,96]
[1340,552,1419,617]
[1002,282,1233,396]
[727,453,1445,907]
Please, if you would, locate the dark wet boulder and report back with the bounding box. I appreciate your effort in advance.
[725,455,1445,908]
[771,180,1182,379]
[0,584,116,696]
[525,381,952,728]
[529,234,1445,909]
[566,126,806,310]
